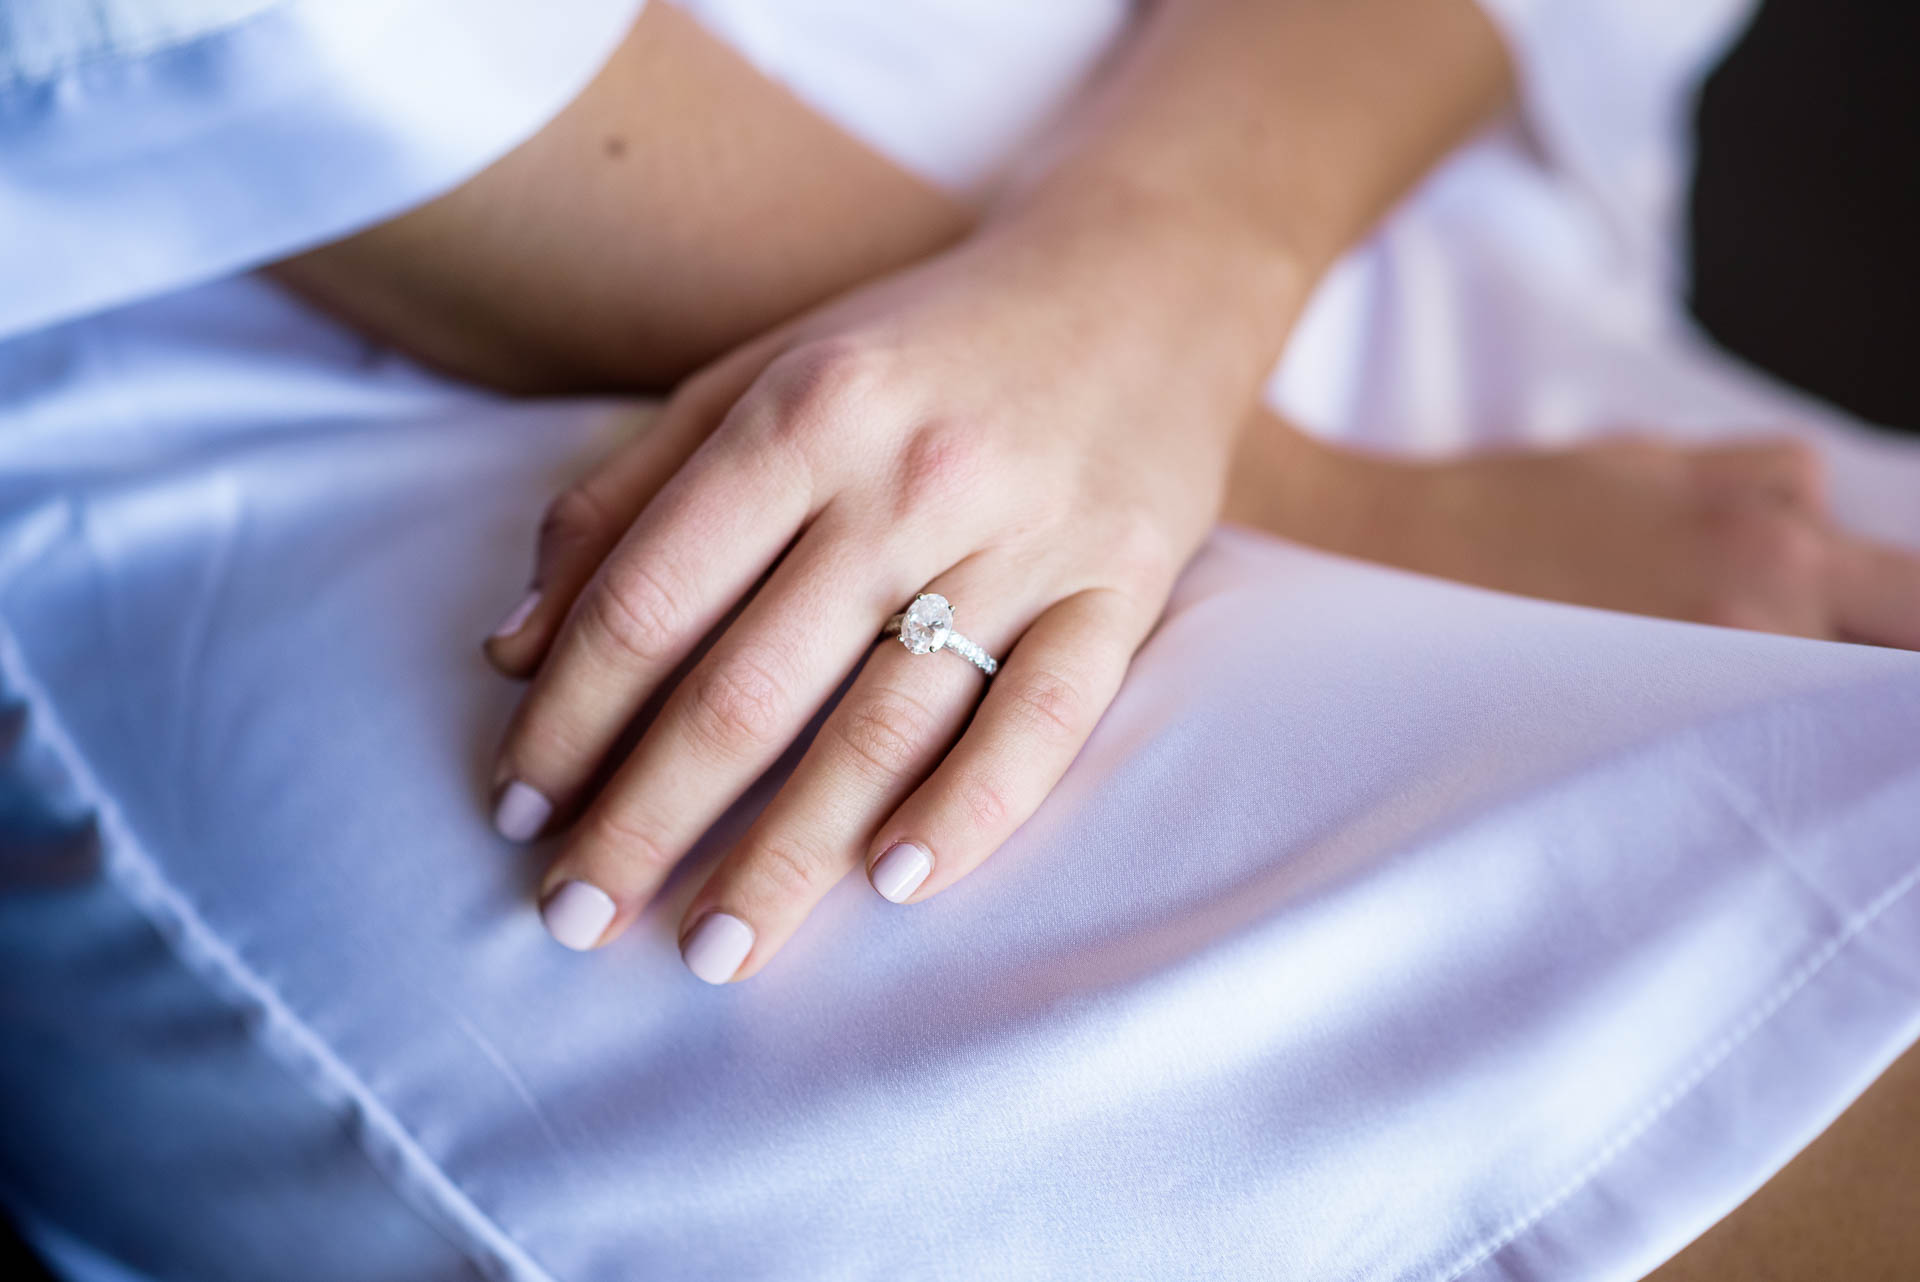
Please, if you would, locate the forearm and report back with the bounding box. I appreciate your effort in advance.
[271,2,971,394]
[274,0,1511,398]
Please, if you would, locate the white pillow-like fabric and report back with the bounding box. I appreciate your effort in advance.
[3,275,1920,1282]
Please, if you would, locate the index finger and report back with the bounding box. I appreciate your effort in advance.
[490,403,814,839]
[484,339,777,678]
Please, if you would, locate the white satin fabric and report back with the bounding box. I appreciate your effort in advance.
[4,3,1920,1282]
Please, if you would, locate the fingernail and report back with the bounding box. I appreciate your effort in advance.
[490,589,542,641]
[493,779,552,842]
[541,880,617,951]
[869,841,932,904]
[680,912,754,984]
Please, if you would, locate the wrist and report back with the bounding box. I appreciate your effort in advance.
[981,169,1315,404]
[1223,410,1427,560]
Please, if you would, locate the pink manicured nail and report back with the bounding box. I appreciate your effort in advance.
[681,912,754,984]
[490,589,542,641]
[541,880,616,951]
[493,779,552,842]
[869,842,932,903]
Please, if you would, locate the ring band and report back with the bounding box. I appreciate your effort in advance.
[883,592,998,677]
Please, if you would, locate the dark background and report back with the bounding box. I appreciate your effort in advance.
[1690,0,1920,431]
[2,1,1916,1277]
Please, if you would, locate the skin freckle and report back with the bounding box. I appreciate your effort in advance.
[603,135,628,160]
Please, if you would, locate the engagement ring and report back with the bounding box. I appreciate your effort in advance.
[883,593,998,676]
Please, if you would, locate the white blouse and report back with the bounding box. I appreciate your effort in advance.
[2,0,1753,342]
[0,0,638,340]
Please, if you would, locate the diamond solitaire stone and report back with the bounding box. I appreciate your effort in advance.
[898,593,954,654]
[882,591,996,676]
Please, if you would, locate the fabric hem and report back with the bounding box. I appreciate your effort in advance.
[0,614,559,1282]
[1435,849,1920,1282]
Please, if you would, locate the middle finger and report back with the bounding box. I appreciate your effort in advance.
[533,508,937,949]
[674,558,1036,983]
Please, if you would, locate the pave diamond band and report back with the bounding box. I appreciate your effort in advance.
[883,593,998,677]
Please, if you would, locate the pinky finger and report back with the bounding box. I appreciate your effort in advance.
[864,588,1147,905]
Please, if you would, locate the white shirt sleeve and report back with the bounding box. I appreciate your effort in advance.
[1471,0,1758,295]
[0,0,644,341]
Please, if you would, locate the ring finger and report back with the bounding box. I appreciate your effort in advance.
[673,558,1036,983]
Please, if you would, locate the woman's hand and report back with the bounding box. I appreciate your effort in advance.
[484,195,1295,980]
[1228,419,1920,647]
[392,0,1505,984]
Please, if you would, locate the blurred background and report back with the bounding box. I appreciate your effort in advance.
[1690,0,1919,433]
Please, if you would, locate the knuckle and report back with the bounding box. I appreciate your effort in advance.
[581,806,678,874]
[1105,511,1183,590]
[540,483,615,554]
[1769,439,1827,510]
[1763,536,1830,605]
[1000,667,1087,743]
[832,690,935,783]
[1769,518,1829,580]
[786,338,889,406]
[582,561,685,667]
[752,837,831,899]
[892,421,986,519]
[1694,438,1827,512]
[952,768,1011,832]
[1692,507,1829,630]
[1707,506,1828,580]
[681,652,789,760]
[762,340,891,454]
[678,352,742,408]
[501,714,595,784]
